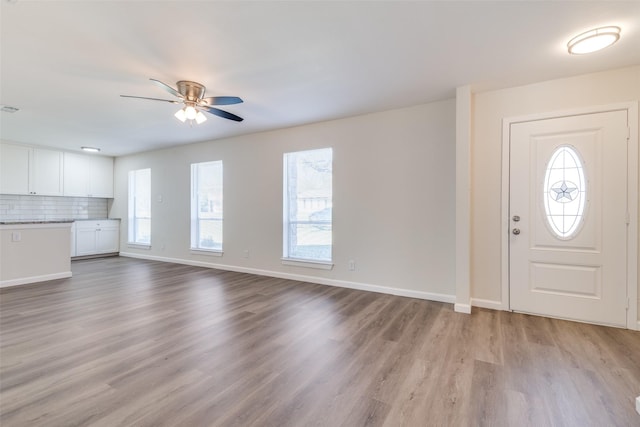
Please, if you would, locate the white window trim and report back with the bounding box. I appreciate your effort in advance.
[281,257,334,270]
[190,249,223,257]
[127,243,151,250]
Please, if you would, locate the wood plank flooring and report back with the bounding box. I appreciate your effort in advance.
[1,257,639,426]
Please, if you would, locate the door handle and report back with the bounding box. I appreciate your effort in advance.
[512,228,521,235]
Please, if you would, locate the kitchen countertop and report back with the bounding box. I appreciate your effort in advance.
[0,218,120,225]
[74,218,121,221]
[0,220,75,225]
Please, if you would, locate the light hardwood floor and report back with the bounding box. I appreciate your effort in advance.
[1,257,639,426]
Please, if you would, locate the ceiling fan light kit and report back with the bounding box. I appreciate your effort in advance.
[174,108,187,122]
[121,79,243,124]
[175,105,207,124]
[195,111,207,124]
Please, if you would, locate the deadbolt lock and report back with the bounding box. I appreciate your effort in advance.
[512,215,520,222]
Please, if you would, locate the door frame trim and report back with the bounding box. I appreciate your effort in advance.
[500,102,638,329]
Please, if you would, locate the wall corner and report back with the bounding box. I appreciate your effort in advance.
[455,85,472,313]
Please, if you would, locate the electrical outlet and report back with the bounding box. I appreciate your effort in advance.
[11,232,21,242]
[348,260,355,271]
[243,249,249,258]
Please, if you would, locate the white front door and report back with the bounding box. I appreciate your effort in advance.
[509,110,630,327]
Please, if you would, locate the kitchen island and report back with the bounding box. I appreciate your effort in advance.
[0,220,73,287]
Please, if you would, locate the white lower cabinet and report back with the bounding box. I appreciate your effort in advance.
[74,220,119,257]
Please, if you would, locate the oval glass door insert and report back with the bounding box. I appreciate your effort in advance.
[543,145,587,239]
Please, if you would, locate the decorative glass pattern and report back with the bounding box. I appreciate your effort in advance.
[543,145,586,239]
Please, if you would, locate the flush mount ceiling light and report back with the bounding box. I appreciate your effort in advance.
[567,26,621,54]
[81,146,100,153]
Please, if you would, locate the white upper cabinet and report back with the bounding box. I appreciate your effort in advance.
[89,156,114,198]
[63,152,114,198]
[0,143,63,196]
[32,148,64,196]
[0,143,30,194]
[0,142,113,198]
[62,152,88,196]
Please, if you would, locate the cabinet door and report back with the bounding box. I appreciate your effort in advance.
[63,152,89,197]
[32,148,64,196]
[89,156,114,198]
[75,228,98,256]
[63,153,113,198]
[97,227,119,253]
[0,143,30,194]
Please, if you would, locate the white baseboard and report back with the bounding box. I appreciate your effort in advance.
[0,271,72,288]
[471,298,505,311]
[454,303,471,314]
[118,252,456,305]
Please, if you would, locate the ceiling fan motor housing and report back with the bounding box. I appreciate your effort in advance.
[177,81,206,102]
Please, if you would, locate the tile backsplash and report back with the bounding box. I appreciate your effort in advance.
[0,194,108,221]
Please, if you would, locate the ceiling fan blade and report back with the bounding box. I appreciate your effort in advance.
[200,105,244,122]
[200,96,243,106]
[120,95,180,104]
[149,78,183,98]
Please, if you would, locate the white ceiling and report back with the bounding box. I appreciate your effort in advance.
[1,1,639,157]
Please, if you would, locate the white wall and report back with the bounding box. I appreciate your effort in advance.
[471,65,640,320]
[110,100,457,301]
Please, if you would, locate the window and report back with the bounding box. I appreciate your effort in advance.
[191,161,223,251]
[128,168,151,246]
[543,145,587,239]
[283,148,333,263]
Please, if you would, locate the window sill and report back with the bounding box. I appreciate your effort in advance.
[128,243,151,250]
[190,249,223,257]
[281,258,333,270]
